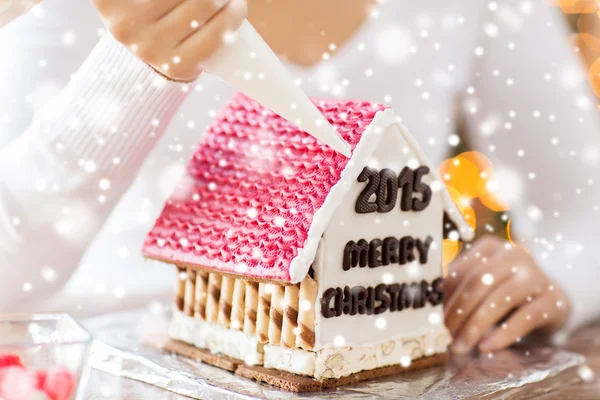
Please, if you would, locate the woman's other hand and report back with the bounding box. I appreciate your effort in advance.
[444,235,570,354]
[93,0,247,82]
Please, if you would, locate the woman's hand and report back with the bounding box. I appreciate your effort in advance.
[0,0,42,28]
[93,0,247,82]
[444,235,570,354]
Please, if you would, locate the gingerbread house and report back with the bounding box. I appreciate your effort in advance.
[142,93,473,391]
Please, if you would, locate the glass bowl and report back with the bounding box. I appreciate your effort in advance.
[0,314,93,400]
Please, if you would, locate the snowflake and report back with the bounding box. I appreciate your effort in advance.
[98,179,111,191]
[333,335,346,347]
[481,273,494,286]
[375,318,387,330]
[448,134,460,147]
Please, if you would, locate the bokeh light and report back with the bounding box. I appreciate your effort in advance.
[555,0,599,14]
[442,239,462,273]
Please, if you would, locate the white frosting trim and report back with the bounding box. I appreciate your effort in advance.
[169,310,264,365]
[288,110,473,283]
[170,310,451,380]
[264,345,316,376]
[265,326,451,380]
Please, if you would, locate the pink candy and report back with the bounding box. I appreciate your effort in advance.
[42,367,75,400]
[0,354,75,400]
[0,367,33,400]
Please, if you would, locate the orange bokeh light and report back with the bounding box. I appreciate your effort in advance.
[445,186,477,230]
[442,239,463,274]
[438,152,492,199]
[555,0,600,14]
[589,57,600,97]
[479,186,511,212]
[439,150,510,215]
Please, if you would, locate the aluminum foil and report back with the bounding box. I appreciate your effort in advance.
[84,307,586,399]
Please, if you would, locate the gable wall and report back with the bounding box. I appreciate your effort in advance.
[313,124,446,349]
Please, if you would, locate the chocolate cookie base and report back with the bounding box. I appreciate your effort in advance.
[164,339,448,393]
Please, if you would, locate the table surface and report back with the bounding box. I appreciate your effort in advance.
[82,322,600,400]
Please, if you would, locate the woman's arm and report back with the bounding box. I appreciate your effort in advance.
[447,2,600,351]
[0,0,248,312]
[0,33,189,311]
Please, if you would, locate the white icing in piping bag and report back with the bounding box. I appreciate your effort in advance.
[202,20,351,157]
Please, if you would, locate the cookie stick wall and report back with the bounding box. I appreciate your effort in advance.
[243,282,259,334]
[218,276,234,328]
[256,283,272,343]
[194,271,209,320]
[296,276,318,350]
[281,284,299,348]
[230,278,246,330]
[175,267,186,311]
[268,285,285,345]
[206,273,222,323]
[183,269,196,316]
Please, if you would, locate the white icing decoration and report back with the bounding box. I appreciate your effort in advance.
[266,326,452,380]
[169,310,263,365]
[264,345,316,376]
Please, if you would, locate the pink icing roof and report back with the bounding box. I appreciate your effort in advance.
[142,93,386,283]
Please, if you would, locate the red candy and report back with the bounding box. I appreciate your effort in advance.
[0,355,75,400]
[42,367,75,400]
[0,354,24,369]
[33,369,48,390]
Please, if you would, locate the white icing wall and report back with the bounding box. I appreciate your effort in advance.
[314,124,445,349]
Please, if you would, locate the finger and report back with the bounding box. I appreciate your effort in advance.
[174,0,247,80]
[444,235,506,302]
[445,247,519,336]
[478,290,563,353]
[93,0,185,22]
[450,276,535,354]
[156,0,231,44]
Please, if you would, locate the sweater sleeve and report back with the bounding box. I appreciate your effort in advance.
[462,4,600,333]
[0,33,189,311]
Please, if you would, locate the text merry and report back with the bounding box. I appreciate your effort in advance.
[343,235,433,271]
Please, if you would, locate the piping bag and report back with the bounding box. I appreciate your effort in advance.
[201,20,351,157]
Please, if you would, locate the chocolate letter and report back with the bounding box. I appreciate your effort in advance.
[368,239,383,268]
[355,167,380,213]
[428,277,445,306]
[411,281,429,309]
[352,286,369,315]
[321,288,338,318]
[387,284,401,312]
[415,236,433,264]
[338,287,353,315]
[398,167,415,211]
[366,287,376,315]
[382,237,399,265]
[343,240,369,271]
[375,284,391,315]
[398,283,412,311]
[412,166,432,211]
[377,169,398,213]
[399,236,416,264]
